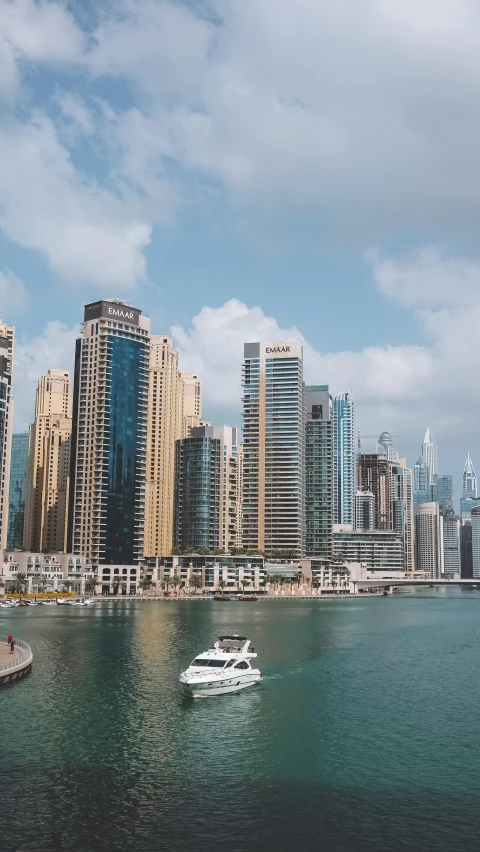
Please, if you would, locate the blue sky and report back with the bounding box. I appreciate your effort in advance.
[2,0,480,497]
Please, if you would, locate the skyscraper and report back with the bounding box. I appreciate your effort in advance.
[471,507,480,579]
[144,336,183,557]
[24,370,72,552]
[461,453,477,516]
[431,474,453,516]
[391,458,415,573]
[416,502,442,579]
[413,456,431,518]
[242,341,304,555]
[304,386,333,560]
[0,319,14,551]
[68,300,150,566]
[377,430,395,461]
[422,428,438,484]
[174,432,221,552]
[180,371,208,436]
[441,511,461,579]
[7,433,29,550]
[333,392,355,526]
[461,521,473,578]
[235,444,244,548]
[355,490,375,530]
[357,454,392,530]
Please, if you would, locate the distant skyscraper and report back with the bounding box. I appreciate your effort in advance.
[145,336,183,557]
[461,453,477,516]
[377,431,395,461]
[235,444,244,549]
[461,521,473,578]
[68,300,151,566]
[471,507,480,579]
[392,458,415,573]
[24,369,72,552]
[413,456,430,517]
[242,341,304,555]
[416,502,442,580]
[0,319,14,551]
[357,454,392,530]
[355,490,375,530]
[333,393,355,526]
[304,386,333,560]
[180,371,208,436]
[441,511,461,579]
[422,428,438,484]
[431,474,453,516]
[7,433,28,550]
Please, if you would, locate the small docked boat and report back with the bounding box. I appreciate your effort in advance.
[180,635,263,698]
[0,600,16,609]
[213,594,232,601]
[69,597,95,606]
[40,600,57,606]
[239,594,258,602]
[56,597,70,605]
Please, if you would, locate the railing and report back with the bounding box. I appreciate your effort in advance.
[0,637,33,673]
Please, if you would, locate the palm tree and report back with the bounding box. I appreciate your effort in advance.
[217,579,227,595]
[13,572,27,595]
[61,579,74,594]
[112,575,127,596]
[85,576,99,596]
[189,573,204,595]
[171,573,182,594]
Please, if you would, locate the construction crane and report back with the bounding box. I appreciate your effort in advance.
[356,433,400,451]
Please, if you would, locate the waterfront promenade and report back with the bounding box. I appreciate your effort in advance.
[0,637,33,685]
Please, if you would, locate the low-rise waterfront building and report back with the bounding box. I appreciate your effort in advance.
[142,554,266,592]
[1,551,95,595]
[332,524,404,571]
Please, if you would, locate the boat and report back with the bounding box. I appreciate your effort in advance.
[56,597,70,605]
[40,600,58,606]
[239,594,258,602]
[69,597,95,606]
[213,594,232,601]
[179,635,263,698]
[0,600,16,609]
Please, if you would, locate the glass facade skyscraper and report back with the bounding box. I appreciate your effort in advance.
[242,341,304,555]
[174,435,221,551]
[304,386,333,560]
[0,320,14,550]
[461,453,477,517]
[333,393,355,526]
[431,474,453,516]
[68,300,150,566]
[7,433,28,549]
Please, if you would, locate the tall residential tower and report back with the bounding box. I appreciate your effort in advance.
[68,300,150,566]
[242,341,304,555]
[304,386,333,560]
[0,319,14,551]
[333,392,355,526]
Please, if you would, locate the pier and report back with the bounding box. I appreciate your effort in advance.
[0,638,33,685]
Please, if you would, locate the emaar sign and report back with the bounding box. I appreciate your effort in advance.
[84,301,141,325]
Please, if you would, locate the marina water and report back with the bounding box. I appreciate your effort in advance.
[1,589,480,851]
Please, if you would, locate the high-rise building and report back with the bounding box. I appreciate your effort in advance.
[7,433,28,549]
[357,453,392,530]
[144,336,183,557]
[304,386,333,560]
[471,507,480,580]
[390,459,415,573]
[441,511,461,579]
[422,428,438,484]
[0,319,14,551]
[431,474,453,516]
[415,502,442,579]
[461,453,477,516]
[333,393,355,526]
[377,430,395,461]
[68,300,150,566]
[235,444,244,548]
[180,371,207,437]
[242,341,304,555]
[24,370,72,552]
[174,432,221,552]
[461,521,473,579]
[355,490,375,530]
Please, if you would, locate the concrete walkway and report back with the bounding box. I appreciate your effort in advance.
[0,642,22,667]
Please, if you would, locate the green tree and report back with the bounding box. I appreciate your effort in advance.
[217,579,227,593]
[85,576,99,596]
[112,575,127,596]
[189,573,204,594]
[13,572,27,594]
[61,579,74,594]
[138,576,152,592]
[171,573,182,594]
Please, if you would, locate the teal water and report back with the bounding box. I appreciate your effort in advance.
[1,590,480,851]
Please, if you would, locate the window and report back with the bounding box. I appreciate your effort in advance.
[192,659,225,668]
[234,661,249,670]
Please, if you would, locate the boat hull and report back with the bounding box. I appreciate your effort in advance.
[181,673,262,698]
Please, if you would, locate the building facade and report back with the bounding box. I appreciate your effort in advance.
[332,524,403,571]
[415,502,442,579]
[144,336,183,557]
[174,433,221,551]
[441,512,461,579]
[460,521,473,579]
[142,554,266,592]
[7,433,29,550]
[431,474,453,516]
[180,371,206,437]
[242,341,304,555]
[461,453,477,517]
[333,392,355,526]
[422,428,438,484]
[24,370,72,552]
[0,320,14,551]
[68,299,150,566]
[471,507,480,580]
[355,490,375,530]
[357,453,392,530]
[235,444,244,548]
[304,386,333,560]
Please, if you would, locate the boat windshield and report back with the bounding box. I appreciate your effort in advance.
[192,659,226,668]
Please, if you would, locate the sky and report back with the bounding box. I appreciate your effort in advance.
[2,0,480,504]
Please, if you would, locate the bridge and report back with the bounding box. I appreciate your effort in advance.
[352,577,480,594]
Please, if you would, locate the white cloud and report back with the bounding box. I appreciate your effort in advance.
[0,269,28,314]
[13,320,78,431]
[0,114,152,291]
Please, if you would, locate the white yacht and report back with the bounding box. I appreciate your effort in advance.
[69,598,95,607]
[180,635,263,698]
